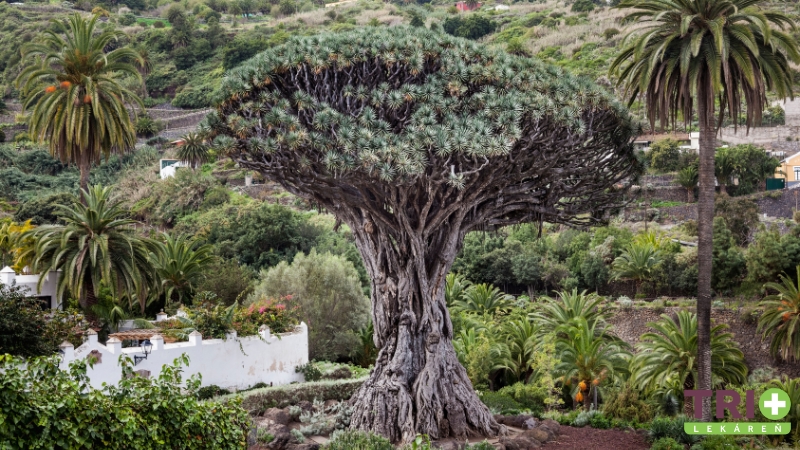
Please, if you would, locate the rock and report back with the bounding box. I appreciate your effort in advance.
[519,428,550,444]
[264,425,292,450]
[498,435,540,450]
[496,414,537,430]
[432,439,463,450]
[296,400,313,412]
[289,444,320,450]
[263,407,291,425]
[323,399,339,410]
[541,419,560,435]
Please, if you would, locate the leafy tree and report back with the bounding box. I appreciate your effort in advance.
[21,186,156,313]
[676,165,697,203]
[630,311,747,415]
[746,226,800,284]
[210,27,639,441]
[15,14,142,198]
[714,194,758,246]
[611,0,798,419]
[0,284,55,357]
[758,266,800,362]
[571,0,594,12]
[442,15,497,39]
[249,250,370,361]
[194,258,256,306]
[176,132,211,169]
[151,234,215,310]
[711,217,745,294]
[611,243,660,295]
[647,139,681,173]
[223,37,267,69]
[716,144,781,196]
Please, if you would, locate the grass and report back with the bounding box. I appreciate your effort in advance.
[134,17,172,28]
[651,200,684,208]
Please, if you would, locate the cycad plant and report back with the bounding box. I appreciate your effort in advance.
[534,289,608,335]
[20,186,156,313]
[445,273,472,308]
[492,316,541,385]
[450,283,514,315]
[15,14,142,196]
[758,266,800,362]
[612,0,799,421]
[151,234,215,311]
[631,311,747,415]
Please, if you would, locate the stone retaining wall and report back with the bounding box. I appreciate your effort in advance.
[608,307,800,378]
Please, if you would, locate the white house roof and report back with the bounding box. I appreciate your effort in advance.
[780,153,800,164]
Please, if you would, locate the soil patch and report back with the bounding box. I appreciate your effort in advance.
[538,426,650,450]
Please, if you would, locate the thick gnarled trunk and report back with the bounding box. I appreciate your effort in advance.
[347,220,504,443]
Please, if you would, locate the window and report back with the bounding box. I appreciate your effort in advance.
[794,167,800,181]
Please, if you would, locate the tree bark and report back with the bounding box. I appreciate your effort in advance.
[347,219,504,443]
[78,154,90,204]
[696,93,715,422]
[687,188,694,203]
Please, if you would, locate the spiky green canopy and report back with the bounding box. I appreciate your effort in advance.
[209,27,640,230]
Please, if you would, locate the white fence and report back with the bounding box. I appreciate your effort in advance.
[58,323,309,390]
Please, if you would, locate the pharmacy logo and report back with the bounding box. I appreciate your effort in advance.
[683,388,792,435]
[760,389,791,420]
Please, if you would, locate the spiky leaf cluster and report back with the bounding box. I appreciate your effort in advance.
[209,27,640,230]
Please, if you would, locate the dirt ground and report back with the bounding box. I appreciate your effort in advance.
[538,425,651,450]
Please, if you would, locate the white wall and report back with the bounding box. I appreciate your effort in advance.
[0,267,62,309]
[59,323,309,390]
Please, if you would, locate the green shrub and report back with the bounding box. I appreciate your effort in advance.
[572,409,601,427]
[229,378,366,414]
[119,13,137,25]
[603,383,654,423]
[478,391,523,415]
[689,435,738,450]
[588,412,611,429]
[649,416,699,446]
[571,0,594,12]
[0,285,58,357]
[153,20,165,28]
[0,354,249,448]
[650,437,684,450]
[496,382,548,415]
[14,192,75,225]
[442,15,497,40]
[197,384,232,400]
[295,361,323,381]
[324,429,394,450]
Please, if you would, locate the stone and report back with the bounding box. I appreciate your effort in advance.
[323,399,338,410]
[498,435,540,450]
[263,407,290,425]
[296,400,313,412]
[540,419,560,435]
[264,425,292,450]
[432,439,464,450]
[497,414,537,429]
[519,428,550,444]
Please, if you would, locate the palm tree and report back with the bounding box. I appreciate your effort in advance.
[492,317,541,385]
[611,0,798,421]
[151,234,215,310]
[676,165,698,203]
[15,14,143,199]
[631,311,747,415]
[176,132,211,169]
[20,186,156,314]
[714,148,736,195]
[445,273,472,308]
[534,289,609,335]
[556,317,630,409]
[611,243,660,295]
[758,266,800,362]
[450,283,514,315]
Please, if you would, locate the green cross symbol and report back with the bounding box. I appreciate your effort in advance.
[760,388,791,420]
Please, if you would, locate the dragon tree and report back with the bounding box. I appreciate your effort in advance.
[208,27,640,443]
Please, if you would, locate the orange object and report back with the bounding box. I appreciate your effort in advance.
[60,81,72,89]
[578,381,587,391]
[83,95,92,104]
[593,378,600,386]
[45,86,57,93]
[783,312,792,322]
[575,392,583,403]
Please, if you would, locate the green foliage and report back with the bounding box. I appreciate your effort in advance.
[631,311,748,396]
[611,243,660,294]
[766,376,800,439]
[249,249,369,360]
[194,257,255,306]
[689,435,739,450]
[0,354,250,448]
[151,234,215,308]
[715,145,781,196]
[324,430,394,450]
[648,416,699,446]
[602,382,654,423]
[0,284,60,357]
[714,194,759,245]
[440,15,497,40]
[450,282,514,315]
[746,225,800,284]
[571,0,594,12]
[758,267,800,362]
[711,217,746,294]
[650,437,684,450]
[232,377,366,414]
[197,384,232,400]
[296,361,323,381]
[14,192,74,225]
[647,140,682,172]
[479,390,523,415]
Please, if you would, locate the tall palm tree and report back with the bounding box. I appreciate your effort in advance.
[676,165,698,203]
[631,311,748,415]
[758,266,800,362]
[611,0,798,419]
[15,14,143,199]
[151,234,215,310]
[611,243,661,295]
[176,132,211,169]
[19,186,156,314]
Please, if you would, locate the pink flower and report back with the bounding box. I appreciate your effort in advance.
[285,295,293,300]
[276,304,286,311]
[259,307,266,314]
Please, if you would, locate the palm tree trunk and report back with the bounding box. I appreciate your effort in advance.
[687,188,694,203]
[79,155,90,204]
[696,91,715,422]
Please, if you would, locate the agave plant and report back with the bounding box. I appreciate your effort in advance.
[758,266,800,362]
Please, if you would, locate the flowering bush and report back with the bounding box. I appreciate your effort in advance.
[235,296,299,335]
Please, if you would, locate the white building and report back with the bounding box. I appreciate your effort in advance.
[159,159,190,179]
[59,323,310,390]
[0,266,62,309]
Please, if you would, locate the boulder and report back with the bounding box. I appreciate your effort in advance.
[263,407,291,425]
[497,415,537,430]
[498,435,540,450]
[540,419,560,435]
[519,428,550,444]
[264,424,293,450]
